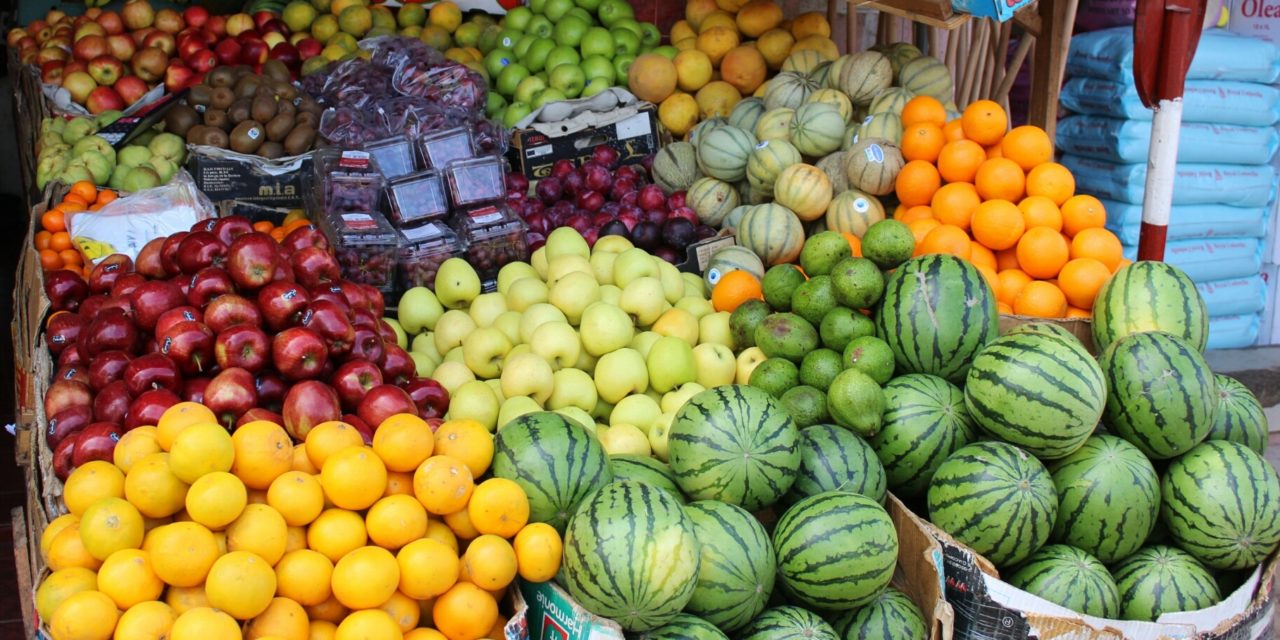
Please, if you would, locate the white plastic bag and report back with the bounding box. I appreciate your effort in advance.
[66,170,215,263]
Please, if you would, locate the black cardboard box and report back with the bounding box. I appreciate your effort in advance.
[186,145,313,208]
[508,104,663,180]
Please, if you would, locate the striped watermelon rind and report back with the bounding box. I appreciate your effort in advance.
[1112,545,1221,622]
[493,412,612,532]
[875,254,999,384]
[1207,374,1268,454]
[609,454,685,503]
[1005,544,1121,618]
[668,385,801,511]
[963,332,1105,460]
[561,481,701,631]
[1049,435,1160,564]
[828,586,927,640]
[927,441,1058,567]
[773,491,899,611]
[634,614,730,640]
[789,424,887,504]
[1091,261,1209,353]
[739,606,840,640]
[871,373,977,498]
[1100,331,1217,459]
[1160,440,1280,570]
[682,500,777,631]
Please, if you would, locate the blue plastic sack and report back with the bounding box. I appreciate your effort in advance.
[1068,27,1280,83]
[1056,116,1280,165]
[1104,200,1270,244]
[1121,237,1263,282]
[1196,275,1269,316]
[1061,155,1277,206]
[1060,78,1280,126]
[1207,313,1262,349]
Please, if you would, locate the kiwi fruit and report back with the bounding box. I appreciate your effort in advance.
[187,85,213,107]
[185,125,209,145]
[264,113,295,143]
[230,121,266,154]
[197,126,229,149]
[203,108,229,130]
[258,141,285,160]
[206,67,236,88]
[295,111,319,129]
[228,98,252,124]
[251,94,278,123]
[269,79,298,101]
[164,104,199,137]
[296,95,323,117]
[235,75,262,99]
[283,125,317,156]
[275,100,296,119]
[262,60,291,84]
[209,86,235,110]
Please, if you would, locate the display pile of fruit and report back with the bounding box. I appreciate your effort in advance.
[41,215,452,484]
[36,113,187,191]
[505,145,719,262]
[34,181,120,276]
[36,403,555,639]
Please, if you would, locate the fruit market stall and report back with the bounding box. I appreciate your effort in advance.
[4,0,1279,639]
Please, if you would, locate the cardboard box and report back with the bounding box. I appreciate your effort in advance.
[186,145,313,209]
[508,90,664,180]
[677,232,738,276]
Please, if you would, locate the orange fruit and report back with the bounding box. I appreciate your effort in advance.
[898,206,934,224]
[467,478,530,538]
[443,508,481,541]
[425,519,460,554]
[711,270,764,312]
[226,503,288,566]
[414,455,475,516]
[937,139,986,184]
[170,606,241,640]
[942,119,966,142]
[385,471,415,497]
[291,444,319,474]
[244,597,309,640]
[720,45,767,95]
[50,231,72,251]
[918,224,972,260]
[113,600,176,639]
[96,548,164,609]
[379,591,421,634]
[42,209,67,232]
[307,509,368,563]
[1058,258,1113,310]
[901,123,946,163]
[252,221,275,234]
[843,232,862,257]
[1112,257,1133,273]
[164,585,210,616]
[332,546,400,610]
[628,56,676,105]
[398,538,459,600]
[975,264,1000,297]
[47,523,102,572]
[124,453,189,519]
[695,26,739,65]
[70,180,98,203]
[901,95,947,127]
[95,189,117,205]
[169,422,235,484]
[205,551,276,620]
[1026,162,1075,205]
[1000,126,1054,170]
[1013,281,1068,318]
[156,402,218,451]
[231,420,294,490]
[276,549,334,607]
[335,610,401,640]
[790,11,831,39]
[39,249,62,270]
[736,0,784,37]
[1067,306,1091,318]
[184,472,247,531]
[432,420,494,477]
[113,426,161,474]
[514,523,562,583]
[366,494,429,550]
[64,461,126,517]
[34,566,97,623]
[971,200,1026,251]
[960,100,1008,145]
[433,583,498,640]
[756,28,795,69]
[1069,228,1123,270]
[59,249,83,267]
[372,414,435,473]
[931,182,981,230]
[1019,196,1063,232]
[304,595,349,625]
[996,269,1033,307]
[321,446,388,511]
[997,301,1014,314]
[1016,228,1070,280]
[975,158,1026,202]
[145,522,220,587]
[462,534,517,592]
[405,629,447,640]
[895,160,941,208]
[1061,194,1107,237]
[969,243,997,271]
[267,471,325,527]
[50,590,119,640]
[907,219,941,246]
[305,421,364,471]
[35,230,52,250]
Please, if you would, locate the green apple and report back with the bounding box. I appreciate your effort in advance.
[682,272,707,298]
[433,309,477,355]
[597,423,651,456]
[506,277,549,312]
[527,15,554,39]
[382,318,409,349]
[575,349,599,375]
[648,412,674,460]
[661,382,705,414]
[612,54,636,81]
[647,336,697,393]
[433,361,478,396]
[410,352,436,377]
[638,22,661,47]
[580,55,614,84]
[528,0,550,13]
[501,352,555,405]
[611,28,641,56]
[544,0,575,20]
[652,307,699,346]
[465,293,507,328]
[496,62,530,97]
[519,303,569,344]
[630,331,661,359]
[614,248,660,287]
[580,77,611,99]
[698,311,733,347]
[503,344,533,367]
[693,343,737,388]
[492,311,523,347]
[593,235,634,255]
[498,396,544,431]
[530,320,582,370]
[610,18,642,37]
[435,258,481,309]
[497,28,523,50]
[546,227,591,261]
[525,37,556,72]
[736,347,767,384]
[486,92,508,119]
[599,284,622,306]
[597,0,634,26]
[620,277,669,327]
[652,45,679,60]
[565,7,593,23]
[544,45,581,73]
[610,393,661,432]
[477,24,503,53]
[502,102,534,128]
[411,333,441,361]
[486,378,507,406]
[513,33,538,59]
[674,297,714,321]
[448,380,499,431]
[589,251,618,285]
[461,327,514,379]
[504,6,534,31]
[532,247,549,279]
[484,47,515,78]
[533,88,568,109]
[444,347,465,364]
[555,406,597,435]
[514,75,548,104]
[397,286,444,334]
[548,62,587,98]
[579,302,635,356]
[548,271,601,324]
[594,348,649,404]
[575,0,603,10]
[656,261,687,304]
[548,367,598,412]
[579,27,614,59]
[498,262,540,293]
[547,254,593,285]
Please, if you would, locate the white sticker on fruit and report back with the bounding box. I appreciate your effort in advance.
[706,268,722,285]
[854,198,869,212]
[866,144,884,164]
[756,140,771,149]
[247,127,261,140]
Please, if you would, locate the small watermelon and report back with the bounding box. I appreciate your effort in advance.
[1049,435,1160,563]
[1206,374,1268,454]
[828,586,927,640]
[493,412,612,532]
[668,385,801,511]
[927,442,1058,567]
[1160,440,1280,570]
[633,614,730,640]
[561,481,701,631]
[609,455,685,503]
[1092,261,1208,352]
[683,500,776,632]
[773,492,898,611]
[872,374,977,499]
[1112,545,1221,621]
[739,606,840,640]
[789,424,887,503]
[1005,545,1121,618]
[1100,331,1217,459]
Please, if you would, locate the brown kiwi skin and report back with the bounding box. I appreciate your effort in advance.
[275,100,296,119]
[234,75,261,100]
[265,113,295,143]
[209,86,235,110]
[270,79,299,101]
[203,108,229,130]
[187,85,213,107]
[230,121,266,154]
[294,111,319,129]
[251,94,278,123]
[283,125,317,156]
[296,95,323,117]
[258,141,285,159]
[261,60,291,83]
[164,105,199,137]
[185,125,209,145]
[197,127,230,149]
[228,98,252,125]
[206,68,235,88]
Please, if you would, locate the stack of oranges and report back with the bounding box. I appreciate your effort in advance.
[259,213,316,244]
[37,403,556,640]
[893,98,1126,319]
[35,180,116,276]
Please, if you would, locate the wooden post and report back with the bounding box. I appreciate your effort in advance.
[849,2,861,53]
[1028,0,1080,139]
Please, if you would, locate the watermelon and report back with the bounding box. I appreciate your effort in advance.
[738,204,805,266]
[828,586,927,640]
[1111,545,1221,621]
[806,89,855,123]
[927,442,1058,567]
[1005,321,1077,341]
[668,385,801,511]
[1005,545,1121,618]
[1091,261,1208,353]
[705,246,765,290]
[871,374,977,499]
[868,87,914,116]
[844,138,904,196]
[774,164,833,222]
[1100,331,1217,459]
[773,492,898,610]
[1049,435,1160,563]
[561,481,701,631]
[634,614,730,640]
[789,103,846,157]
[1160,440,1280,570]
[764,71,819,111]
[653,142,702,194]
[1207,374,1268,454]
[755,107,796,142]
[875,254,999,385]
[697,125,757,182]
[682,500,776,631]
[747,139,802,193]
[898,56,953,103]
[687,177,740,228]
[825,189,885,237]
[789,424,887,503]
[609,454,685,503]
[493,412,612,532]
[740,606,839,640]
[838,51,893,106]
[963,331,1105,460]
[729,97,767,133]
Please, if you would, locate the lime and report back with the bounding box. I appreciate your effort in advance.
[762,264,806,311]
[780,385,830,428]
[830,257,885,309]
[861,219,915,270]
[748,357,799,399]
[790,275,838,327]
[729,298,770,350]
[819,307,875,351]
[800,231,853,277]
[799,348,843,391]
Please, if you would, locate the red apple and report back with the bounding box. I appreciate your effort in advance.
[83,308,137,357]
[205,367,257,428]
[175,231,228,275]
[78,295,110,322]
[154,8,184,34]
[236,408,283,429]
[228,232,280,291]
[214,323,271,373]
[308,286,350,314]
[158,320,215,375]
[109,273,147,300]
[114,75,148,106]
[97,10,124,35]
[45,270,89,313]
[87,54,124,85]
[41,60,65,84]
[300,300,355,359]
[186,48,216,74]
[206,15,227,37]
[73,23,107,44]
[379,345,415,386]
[123,352,181,396]
[204,294,262,333]
[254,372,287,411]
[272,327,328,381]
[401,377,450,419]
[134,237,167,279]
[53,437,77,481]
[93,380,132,425]
[212,38,242,67]
[155,306,202,339]
[130,46,167,83]
[142,30,174,56]
[62,59,87,76]
[130,27,152,46]
[187,267,235,308]
[36,46,69,66]
[45,379,92,418]
[125,388,180,430]
[281,380,341,440]
[239,38,268,65]
[330,359,383,411]
[182,5,209,29]
[72,422,124,467]
[182,377,208,404]
[177,33,206,62]
[349,325,385,365]
[257,281,310,331]
[225,13,254,37]
[122,0,156,30]
[55,364,91,387]
[290,247,341,288]
[47,312,86,356]
[282,225,328,254]
[62,70,98,104]
[211,216,253,246]
[47,406,93,449]
[87,254,133,295]
[88,350,131,391]
[99,294,133,318]
[252,11,276,29]
[268,42,299,68]
[85,86,125,114]
[377,320,400,348]
[129,280,185,331]
[296,37,321,60]
[357,384,418,428]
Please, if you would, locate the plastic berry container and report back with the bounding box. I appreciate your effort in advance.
[311,148,386,214]
[444,155,505,208]
[385,170,449,228]
[363,135,419,180]
[418,126,476,169]
[398,221,465,290]
[451,203,529,281]
[316,209,401,292]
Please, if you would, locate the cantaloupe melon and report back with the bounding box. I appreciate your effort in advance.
[738,203,805,265]
[705,245,766,291]
[806,89,854,123]
[746,138,802,193]
[842,122,862,151]
[696,125,757,182]
[652,141,702,194]
[688,177,741,227]
[728,98,767,133]
[755,107,795,142]
[763,71,819,110]
[774,164,833,221]
[721,205,753,232]
[867,87,914,116]
[899,56,954,104]
[826,54,854,91]
[858,112,903,146]
[689,117,727,147]
[826,188,886,236]
[838,51,893,106]
[816,152,849,193]
[886,42,924,76]
[781,50,827,75]
[789,102,846,157]
[844,138,904,196]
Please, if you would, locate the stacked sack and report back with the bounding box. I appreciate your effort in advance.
[1057,27,1280,348]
